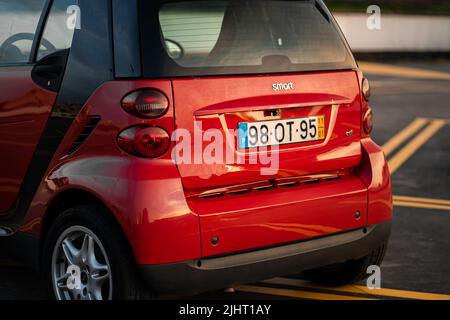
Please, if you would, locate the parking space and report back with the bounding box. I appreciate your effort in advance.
[391,125,450,201]
[0,62,449,300]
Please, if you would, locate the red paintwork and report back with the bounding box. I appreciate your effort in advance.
[357,138,393,225]
[15,71,392,265]
[0,66,57,212]
[21,80,202,264]
[194,175,368,257]
[173,71,362,190]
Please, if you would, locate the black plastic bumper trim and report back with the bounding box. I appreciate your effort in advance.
[139,221,391,295]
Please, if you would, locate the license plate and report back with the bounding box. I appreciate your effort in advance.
[238,116,325,149]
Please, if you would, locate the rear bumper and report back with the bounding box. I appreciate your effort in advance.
[139,220,391,295]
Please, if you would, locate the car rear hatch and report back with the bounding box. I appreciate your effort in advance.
[172,71,362,190]
[141,0,366,256]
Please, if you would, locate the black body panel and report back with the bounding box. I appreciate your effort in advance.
[112,0,142,78]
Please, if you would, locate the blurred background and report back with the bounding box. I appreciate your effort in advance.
[328,0,450,14]
[328,0,450,60]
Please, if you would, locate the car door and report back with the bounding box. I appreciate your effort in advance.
[0,0,76,213]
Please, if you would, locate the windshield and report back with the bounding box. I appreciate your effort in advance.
[141,0,357,77]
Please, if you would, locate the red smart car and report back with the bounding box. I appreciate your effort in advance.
[0,0,392,300]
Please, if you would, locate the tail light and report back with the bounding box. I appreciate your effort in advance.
[121,89,169,119]
[363,107,374,135]
[362,78,371,101]
[117,126,170,158]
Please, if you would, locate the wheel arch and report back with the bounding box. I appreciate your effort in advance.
[39,188,134,269]
[42,189,105,238]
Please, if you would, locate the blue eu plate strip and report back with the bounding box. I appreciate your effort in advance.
[238,123,249,149]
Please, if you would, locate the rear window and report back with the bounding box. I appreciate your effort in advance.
[141,0,356,77]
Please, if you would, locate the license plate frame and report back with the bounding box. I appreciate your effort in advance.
[238,115,325,150]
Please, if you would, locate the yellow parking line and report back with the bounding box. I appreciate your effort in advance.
[394,195,450,211]
[394,195,450,206]
[394,201,450,211]
[382,118,429,157]
[425,117,450,124]
[237,285,375,300]
[388,120,446,174]
[263,278,450,300]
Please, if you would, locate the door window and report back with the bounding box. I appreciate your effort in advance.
[37,0,77,61]
[0,0,46,64]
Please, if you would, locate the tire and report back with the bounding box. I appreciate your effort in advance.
[302,242,388,287]
[42,204,154,300]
